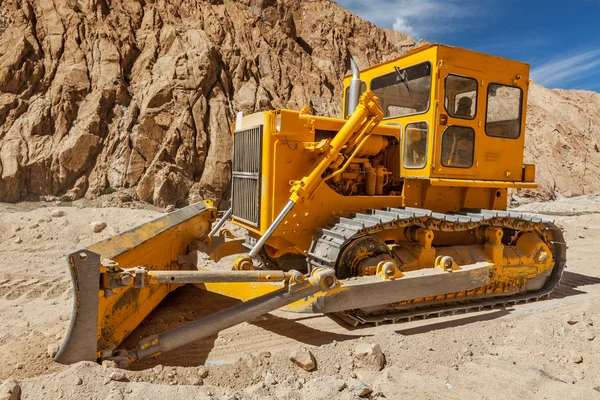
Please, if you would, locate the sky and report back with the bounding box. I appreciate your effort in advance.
[336,0,600,92]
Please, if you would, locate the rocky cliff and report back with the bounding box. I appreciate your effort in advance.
[524,84,600,199]
[0,0,598,206]
[0,0,415,207]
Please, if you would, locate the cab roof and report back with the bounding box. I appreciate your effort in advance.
[344,44,530,79]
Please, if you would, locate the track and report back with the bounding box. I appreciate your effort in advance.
[306,207,567,326]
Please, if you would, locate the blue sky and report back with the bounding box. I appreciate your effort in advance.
[336,0,600,91]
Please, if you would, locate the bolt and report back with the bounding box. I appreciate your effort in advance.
[78,252,88,260]
[323,275,335,288]
[121,275,132,286]
[241,260,254,270]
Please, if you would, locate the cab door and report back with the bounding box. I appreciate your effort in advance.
[432,63,483,178]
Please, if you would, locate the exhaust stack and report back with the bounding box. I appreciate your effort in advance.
[347,58,361,116]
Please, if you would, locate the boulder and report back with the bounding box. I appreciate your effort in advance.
[289,347,317,371]
[90,221,107,233]
[354,342,386,371]
[0,379,20,400]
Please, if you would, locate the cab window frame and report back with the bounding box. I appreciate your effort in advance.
[484,82,524,139]
[444,74,478,121]
[402,120,429,170]
[440,125,476,169]
[369,61,433,120]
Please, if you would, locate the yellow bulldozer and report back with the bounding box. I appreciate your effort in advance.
[55,44,566,367]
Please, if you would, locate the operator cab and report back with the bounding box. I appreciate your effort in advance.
[342,44,533,184]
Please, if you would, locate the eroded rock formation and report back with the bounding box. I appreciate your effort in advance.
[0,0,415,206]
[0,0,598,206]
[524,84,600,199]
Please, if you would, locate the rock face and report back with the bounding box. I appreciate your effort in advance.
[524,85,600,199]
[0,0,415,207]
[0,1,597,205]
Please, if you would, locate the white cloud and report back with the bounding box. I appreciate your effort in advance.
[392,16,416,38]
[336,0,477,39]
[531,49,600,88]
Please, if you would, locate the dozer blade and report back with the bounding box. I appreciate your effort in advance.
[55,201,217,364]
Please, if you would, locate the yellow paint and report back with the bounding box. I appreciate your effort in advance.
[198,281,281,301]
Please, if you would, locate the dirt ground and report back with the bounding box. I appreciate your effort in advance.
[0,195,599,399]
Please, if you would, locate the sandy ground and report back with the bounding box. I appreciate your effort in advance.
[0,195,599,399]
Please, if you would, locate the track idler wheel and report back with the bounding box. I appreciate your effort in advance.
[336,235,391,279]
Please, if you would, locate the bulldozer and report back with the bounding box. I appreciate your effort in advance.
[55,44,566,367]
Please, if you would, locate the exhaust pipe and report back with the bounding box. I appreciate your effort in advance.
[347,58,361,116]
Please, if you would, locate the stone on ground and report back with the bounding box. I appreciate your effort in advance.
[90,221,107,233]
[118,192,133,203]
[108,371,127,381]
[354,343,386,371]
[351,381,373,398]
[289,347,317,371]
[102,360,118,369]
[570,351,583,364]
[0,379,21,400]
[47,343,59,358]
[51,210,66,218]
[198,367,209,379]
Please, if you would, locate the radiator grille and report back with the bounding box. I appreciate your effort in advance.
[232,125,263,227]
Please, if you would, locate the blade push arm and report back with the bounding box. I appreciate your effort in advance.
[105,267,337,367]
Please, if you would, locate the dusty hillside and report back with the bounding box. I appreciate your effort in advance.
[0,0,598,206]
[524,85,600,199]
[0,0,415,207]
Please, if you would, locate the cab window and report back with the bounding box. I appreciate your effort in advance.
[445,75,477,119]
[371,62,431,118]
[485,84,523,138]
[403,122,428,169]
[441,126,475,168]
